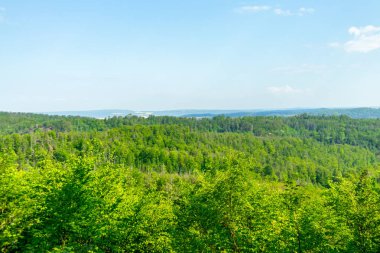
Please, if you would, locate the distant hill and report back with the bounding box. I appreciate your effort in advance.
[44,109,248,118]
[46,109,135,119]
[182,108,380,119]
[43,107,380,119]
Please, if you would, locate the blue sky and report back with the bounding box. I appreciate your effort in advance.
[1,1,380,112]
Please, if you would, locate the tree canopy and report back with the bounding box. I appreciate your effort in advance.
[1,112,380,252]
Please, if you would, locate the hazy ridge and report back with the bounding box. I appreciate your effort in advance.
[44,107,380,119]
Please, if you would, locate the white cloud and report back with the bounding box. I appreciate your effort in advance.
[348,25,380,36]
[238,5,271,13]
[237,5,314,16]
[344,25,380,53]
[267,85,302,95]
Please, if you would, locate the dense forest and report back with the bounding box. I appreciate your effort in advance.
[1,112,380,252]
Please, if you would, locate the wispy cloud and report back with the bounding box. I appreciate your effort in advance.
[273,8,292,16]
[330,26,380,53]
[237,5,314,16]
[267,85,303,95]
[237,5,271,13]
[298,7,315,16]
[274,7,315,16]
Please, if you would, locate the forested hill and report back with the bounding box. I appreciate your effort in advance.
[2,112,380,151]
[1,112,380,252]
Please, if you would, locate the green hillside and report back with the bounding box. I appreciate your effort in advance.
[1,112,380,252]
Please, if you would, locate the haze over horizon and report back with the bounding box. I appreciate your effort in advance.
[1,1,380,112]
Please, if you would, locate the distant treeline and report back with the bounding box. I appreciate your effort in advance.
[2,112,380,151]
